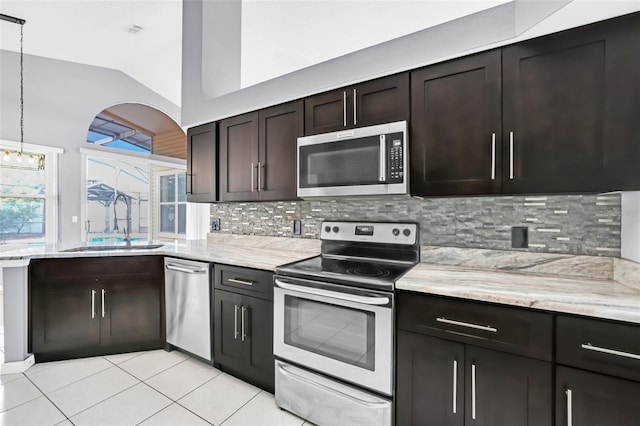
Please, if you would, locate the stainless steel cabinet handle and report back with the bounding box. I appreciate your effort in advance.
[228,278,254,286]
[566,389,573,426]
[343,91,347,127]
[251,162,255,192]
[91,289,96,319]
[101,289,106,318]
[257,162,262,191]
[353,88,357,125]
[241,306,247,342]
[436,317,498,333]
[379,135,386,182]
[234,305,239,339]
[491,133,496,180]
[581,343,640,360]
[452,360,458,414]
[471,363,477,420]
[509,131,514,180]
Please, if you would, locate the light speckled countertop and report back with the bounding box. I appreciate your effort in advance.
[0,237,320,272]
[397,263,640,324]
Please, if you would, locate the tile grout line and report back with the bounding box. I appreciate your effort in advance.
[134,381,215,426]
[22,371,71,425]
[217,389,264,426]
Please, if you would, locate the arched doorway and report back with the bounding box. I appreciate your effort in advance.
[84,103,187,243]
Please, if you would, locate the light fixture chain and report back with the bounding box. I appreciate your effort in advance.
[20,22,24,151]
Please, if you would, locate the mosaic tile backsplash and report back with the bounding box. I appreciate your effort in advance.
[210,193,622,256]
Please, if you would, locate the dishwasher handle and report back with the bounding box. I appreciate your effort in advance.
[165,263,208,274]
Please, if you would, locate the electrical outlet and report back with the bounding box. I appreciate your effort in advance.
[293,220,302,235]
[511,226,529,248]
[211,218,221,232]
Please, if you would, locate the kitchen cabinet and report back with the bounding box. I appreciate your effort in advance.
[411,50,502,196]
[304,73,409,135]
[213,265,274,391]
[186,122,217,203]
[219,100,303,202]
[30,256,165,362]
[555,315,640,425]
[396,292,553,426]
[502,14,640,193]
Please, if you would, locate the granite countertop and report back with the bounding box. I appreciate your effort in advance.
[397,263,640,324]
[0,236,320,272]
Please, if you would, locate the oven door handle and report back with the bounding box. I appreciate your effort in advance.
[274,279,390,306]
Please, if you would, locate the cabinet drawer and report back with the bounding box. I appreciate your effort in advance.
[557,315,640,382]
[397,292,552,361]
[214,264,273,300]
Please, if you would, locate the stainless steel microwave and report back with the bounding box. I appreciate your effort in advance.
[297,121,408,198]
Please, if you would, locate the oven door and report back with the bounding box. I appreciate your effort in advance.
[297,121,407,198]
[274,276,393,396]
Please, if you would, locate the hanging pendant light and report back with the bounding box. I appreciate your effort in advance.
[0,14,45,171]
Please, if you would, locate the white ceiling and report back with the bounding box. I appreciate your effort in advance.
[0,0,183,106]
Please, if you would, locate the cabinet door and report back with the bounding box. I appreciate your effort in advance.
[396,331,464,426]
[214,290,244,372]
[186,122,217,203]
[219,112,259,201]
[30,278,101,355]
[502,16,639,193]
[466,346,552,426]
[242,295,275,391]
[411,51,502,195]
[258,100,303,201]
[100,269,164,349]
[304,89,349,135]
[556,366,640,426]
[354,73,409,128]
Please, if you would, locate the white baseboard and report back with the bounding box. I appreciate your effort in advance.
[1,354,35,375]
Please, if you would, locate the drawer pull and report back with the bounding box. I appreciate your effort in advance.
[471,363,477,420]
[581,343,640,360]
[437,317,498,333]
[228,278,254,286]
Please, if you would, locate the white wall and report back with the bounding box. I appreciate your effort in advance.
[0,50,180,245]
[182,0,640,127]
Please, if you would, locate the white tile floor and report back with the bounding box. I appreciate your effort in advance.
[0,349,314,426]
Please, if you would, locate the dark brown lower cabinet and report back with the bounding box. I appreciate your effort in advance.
[214,289,274,392]
[556,366,640,426]
[397,331,552,426]
[30,256,165,362]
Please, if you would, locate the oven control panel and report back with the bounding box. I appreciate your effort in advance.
[321,221,418,245]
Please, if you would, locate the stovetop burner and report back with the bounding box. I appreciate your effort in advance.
[275,221,420,291]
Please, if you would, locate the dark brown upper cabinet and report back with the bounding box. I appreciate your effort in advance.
[186,122,217,203]
[219,100,303,202]
[304,73,409,135]
[411,50,502,196]
[502,14,640,194]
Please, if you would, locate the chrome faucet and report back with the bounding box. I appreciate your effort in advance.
[113,192,132,245]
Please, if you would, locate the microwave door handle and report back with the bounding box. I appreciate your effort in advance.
[379,135,387,182]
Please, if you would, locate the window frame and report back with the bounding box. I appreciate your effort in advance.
[157,170,187,238]
[0,139,62,246]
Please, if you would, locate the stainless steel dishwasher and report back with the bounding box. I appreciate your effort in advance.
[164,258,212,362]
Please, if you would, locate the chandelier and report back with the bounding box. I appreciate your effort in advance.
[0,13,45,171]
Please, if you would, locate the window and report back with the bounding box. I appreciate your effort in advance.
[158,171,187,237]
[0,143,60,245]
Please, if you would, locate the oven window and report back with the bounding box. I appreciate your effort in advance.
[284,295,375,371]
[299,136,382,187]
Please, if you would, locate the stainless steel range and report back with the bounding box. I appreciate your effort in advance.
[273,221,419,426]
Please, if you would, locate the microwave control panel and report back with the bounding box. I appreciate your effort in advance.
[387,132,404,183]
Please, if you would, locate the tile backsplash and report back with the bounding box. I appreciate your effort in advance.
[210,193,621,256]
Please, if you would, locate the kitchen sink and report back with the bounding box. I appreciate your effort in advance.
[61,244,164,252]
